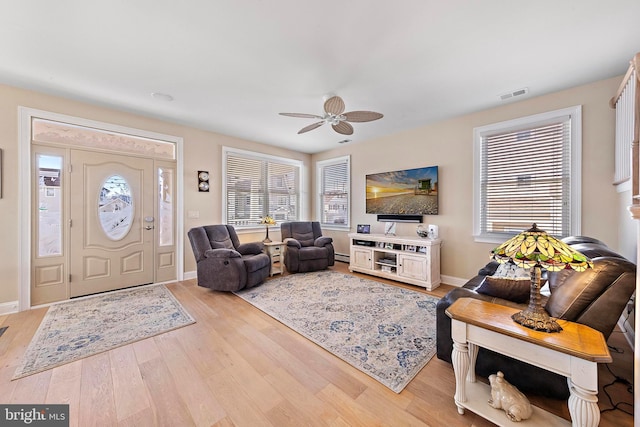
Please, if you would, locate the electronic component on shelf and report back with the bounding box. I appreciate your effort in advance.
[353,239,376,247]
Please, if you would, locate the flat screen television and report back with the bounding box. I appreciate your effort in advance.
[366,165,438,215]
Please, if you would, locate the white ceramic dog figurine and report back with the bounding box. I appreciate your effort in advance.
[488,371,533,422]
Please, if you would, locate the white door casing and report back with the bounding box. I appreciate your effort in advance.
[19,107,184,310]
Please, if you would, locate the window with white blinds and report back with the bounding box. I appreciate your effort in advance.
[473,106,582,242]
[317,156,350,228]
[223,147,302,228]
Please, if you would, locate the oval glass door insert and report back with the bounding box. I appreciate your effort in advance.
[99,174,133,240]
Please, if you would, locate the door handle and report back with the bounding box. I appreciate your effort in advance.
[145,225,155,230]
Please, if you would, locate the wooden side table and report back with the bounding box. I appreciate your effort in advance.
[446,298,611,427]
[263,241,284,276]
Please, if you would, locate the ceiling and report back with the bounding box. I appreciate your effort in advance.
[1,1,639,154]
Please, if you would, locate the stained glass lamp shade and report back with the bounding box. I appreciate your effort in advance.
[259,216,276,243]
[491,224,593,332]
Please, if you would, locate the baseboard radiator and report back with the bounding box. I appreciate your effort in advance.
[335,253,350,263]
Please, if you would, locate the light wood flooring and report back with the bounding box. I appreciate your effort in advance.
[0,262,634,426]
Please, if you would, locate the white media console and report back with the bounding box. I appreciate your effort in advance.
[348,233,442,291]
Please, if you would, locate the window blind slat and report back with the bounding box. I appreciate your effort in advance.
[318,157,350,227]
[480,117,571,237]
[225,151,301,227]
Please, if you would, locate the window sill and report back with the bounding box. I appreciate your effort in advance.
[615,179,631,193]
[473,233,516,245]
[235,226,277,233]
[321,225,350,231]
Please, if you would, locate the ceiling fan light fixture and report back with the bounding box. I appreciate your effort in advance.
[326,114,346,125]
[280,95,382,136]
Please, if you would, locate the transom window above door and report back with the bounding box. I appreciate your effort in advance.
[32,118,176,160]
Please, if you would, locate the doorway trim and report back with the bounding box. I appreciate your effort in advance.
[18,107,185,311]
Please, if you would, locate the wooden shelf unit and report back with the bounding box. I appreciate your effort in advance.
[348,233,441,291]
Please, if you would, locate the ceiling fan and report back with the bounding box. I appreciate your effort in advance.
[279,95,383,135]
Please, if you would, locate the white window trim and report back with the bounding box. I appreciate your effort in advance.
[222,146,304,230]
[472,105,582,244]
[316,155,351,230]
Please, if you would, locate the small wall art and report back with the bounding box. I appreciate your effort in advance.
[198,170,210,192]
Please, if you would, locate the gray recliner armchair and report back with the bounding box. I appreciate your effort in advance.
[188,225,271,291]
[281,221,335,273]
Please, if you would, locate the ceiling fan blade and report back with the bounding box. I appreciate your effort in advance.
[279,112,324,119]
[298,121,325,134]
[324,96,345,115]
[332,121,353,135]
[343,111,384,122]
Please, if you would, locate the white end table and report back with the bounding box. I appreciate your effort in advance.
[446,298,611,427]
[263,241,284,276]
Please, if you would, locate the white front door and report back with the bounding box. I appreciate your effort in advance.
[69,149,155,297]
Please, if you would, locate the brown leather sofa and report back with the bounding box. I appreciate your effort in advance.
[281,221,335,273]
[188,225,271,291]
[436,236,636,399]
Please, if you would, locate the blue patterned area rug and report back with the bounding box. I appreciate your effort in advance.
[13,284,195,379]
[235,270,439,393]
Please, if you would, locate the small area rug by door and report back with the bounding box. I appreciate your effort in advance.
[235,270,439,393]
[13,284,195,379]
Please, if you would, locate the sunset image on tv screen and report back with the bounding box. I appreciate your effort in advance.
[366,166,438,215]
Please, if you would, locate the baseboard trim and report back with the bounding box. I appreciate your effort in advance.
[441,275,467,287]
[183,271,197,281]
[0,301,19,315]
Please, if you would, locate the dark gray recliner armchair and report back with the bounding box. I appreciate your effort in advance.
[188,225,271,291]
[281,221,335,273]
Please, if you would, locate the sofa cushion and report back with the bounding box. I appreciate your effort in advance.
[204,248,241,259]
[314,236,333,247]
[545,256,633,319]
[561,236,606,246]
[478,261,500,276]
[236,242,264,255]
[476,276,531,303]
[206,226,235,250]
[290,223,315,246]
[242,253,270,273]
[299,246,328,261]
[569,243,623,259]
[493,262,530,279]
[211,238,234,250]
[295,232,315,247]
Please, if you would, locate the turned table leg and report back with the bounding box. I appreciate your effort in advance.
[451,339,470,415]
[568,379,600,427]
[466,342,478,383]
